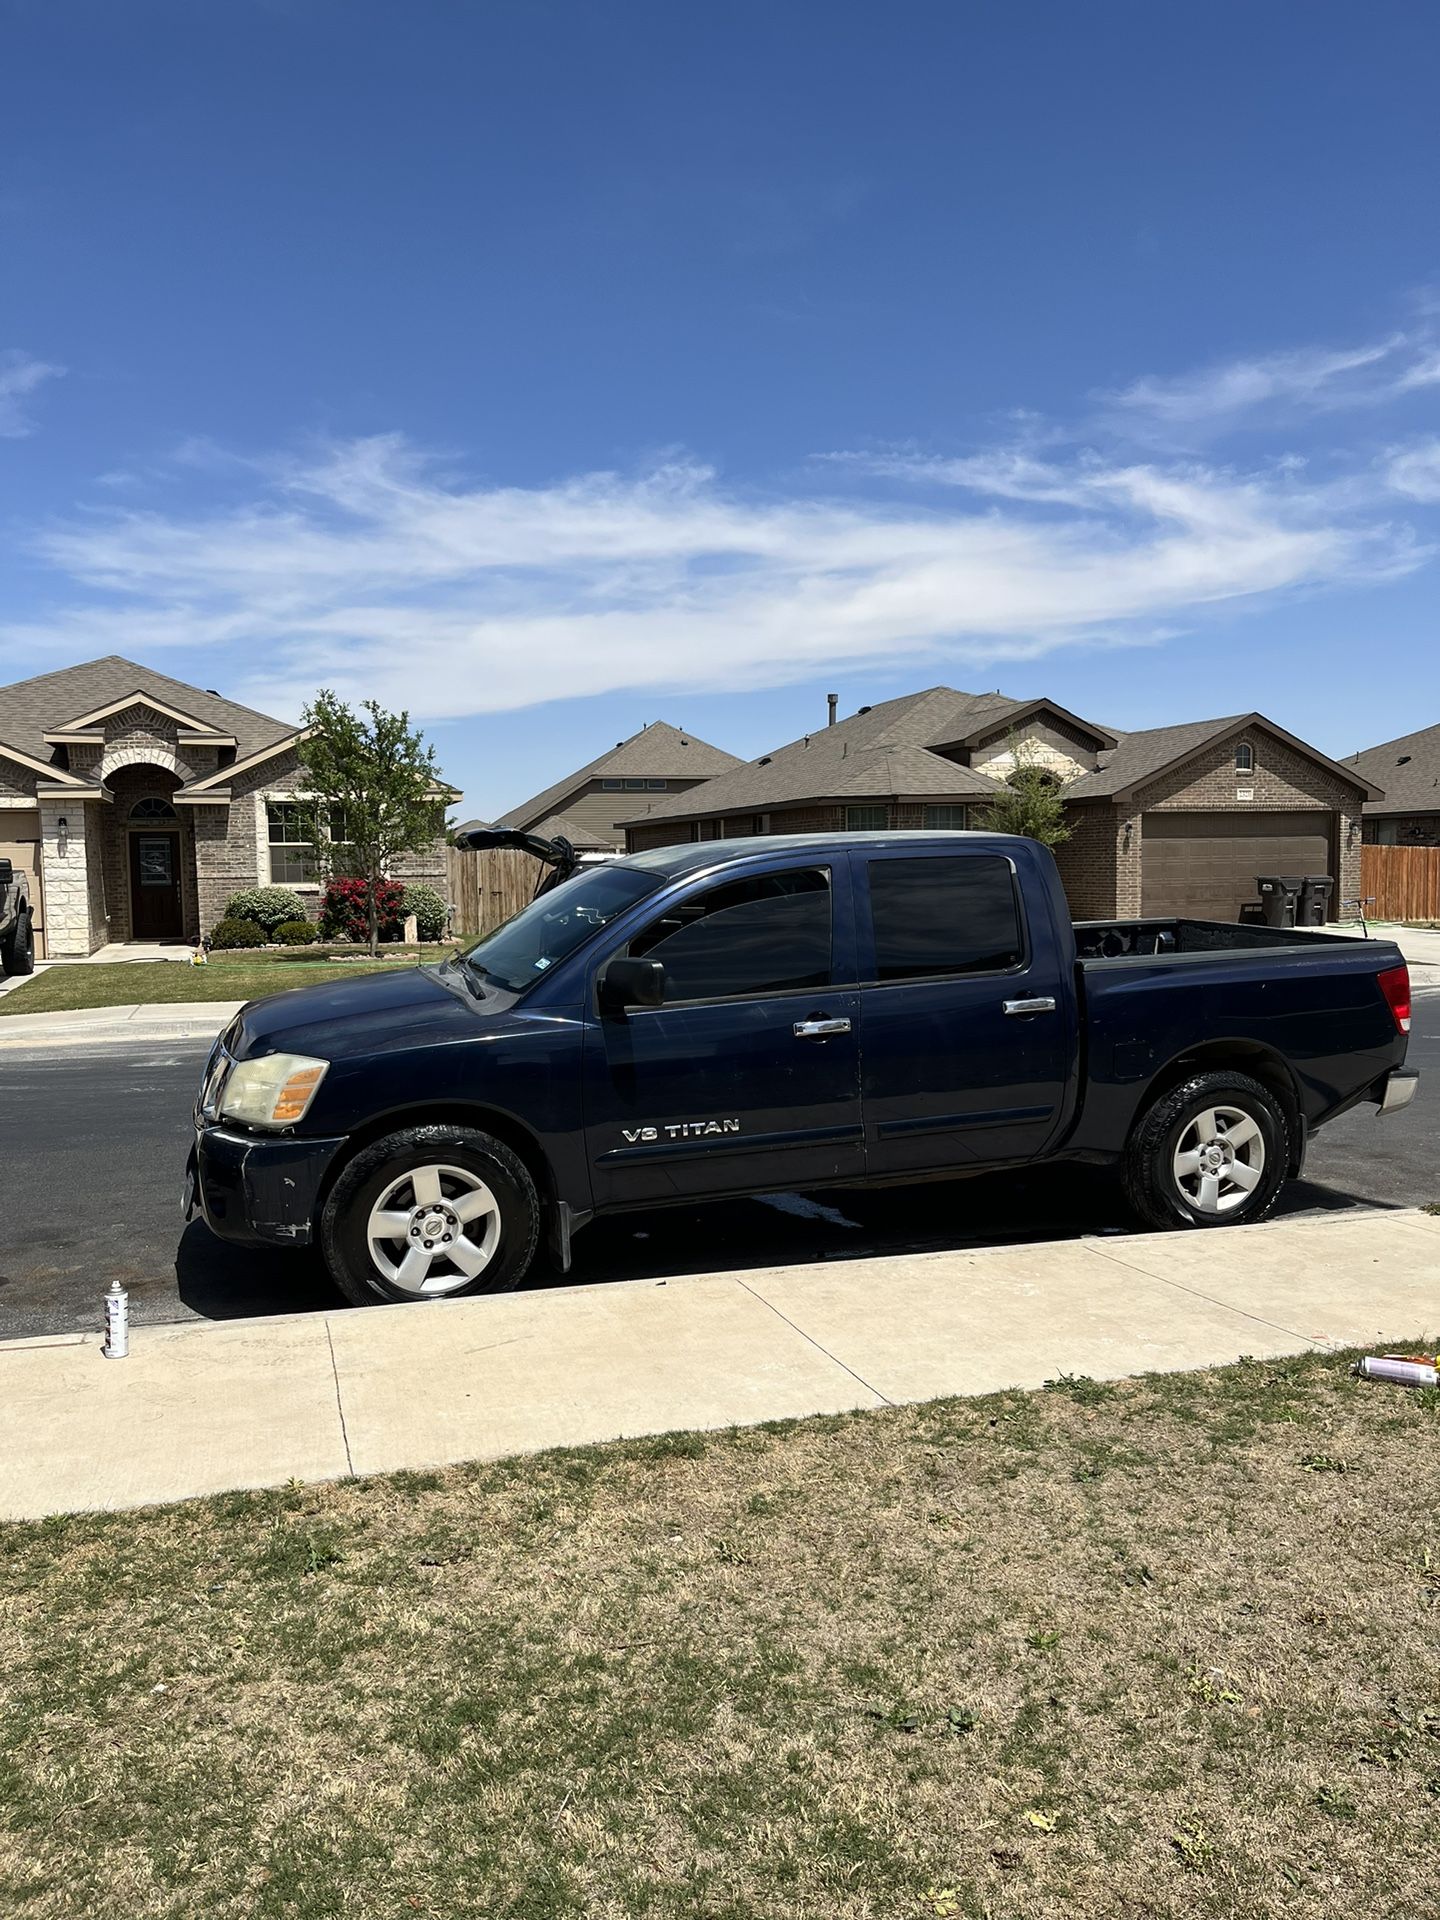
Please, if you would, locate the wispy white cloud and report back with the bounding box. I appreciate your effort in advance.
[1385,437,1440,503]
[0,349,63,438]
[1101,331,1440,432]
[2,421,1424,722]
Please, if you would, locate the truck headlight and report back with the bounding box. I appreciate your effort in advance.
[218,1053,330,1130]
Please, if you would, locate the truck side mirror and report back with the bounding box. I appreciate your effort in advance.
[599,957,666,1012]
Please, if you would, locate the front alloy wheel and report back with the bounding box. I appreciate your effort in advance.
[365,1162,502,1296]
[321,1123,541,1306]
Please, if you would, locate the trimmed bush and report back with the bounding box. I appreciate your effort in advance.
[209,916,267,950]
[320,876,405,943]
[274,919,319,945]
[222,886,309,933]
[400,884,448,941]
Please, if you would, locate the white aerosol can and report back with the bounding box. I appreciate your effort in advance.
[1355,1355,1438,1389]
[102,1280,129,1359]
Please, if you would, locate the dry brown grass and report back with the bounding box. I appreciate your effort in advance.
[2,1348,1439,1919]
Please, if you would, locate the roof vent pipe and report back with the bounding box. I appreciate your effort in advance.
[827,693,838,727]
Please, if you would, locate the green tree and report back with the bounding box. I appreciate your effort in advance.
[297,691,447,955]
[977,737,1073,847]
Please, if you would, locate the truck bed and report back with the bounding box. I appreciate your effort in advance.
[1073,916,1359,961]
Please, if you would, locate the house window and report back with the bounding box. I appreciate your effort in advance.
[699,819,724,840]
[623,778,647,791]
[846,806,888,830]
[602,779,623,791]
[1234,742,1254,773]
[266,802,351,886]
[646,779,668,790]
[923,806,968,830]
[128,796,177,821]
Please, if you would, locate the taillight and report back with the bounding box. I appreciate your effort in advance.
[1378,964,1411,1035]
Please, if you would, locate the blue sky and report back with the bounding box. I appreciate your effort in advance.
[3,0,1440,815]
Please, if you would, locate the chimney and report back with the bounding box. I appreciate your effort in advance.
[826,693,838,727]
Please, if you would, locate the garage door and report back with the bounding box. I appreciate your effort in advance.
[0,808,45,957]
[1142,812,1334,922]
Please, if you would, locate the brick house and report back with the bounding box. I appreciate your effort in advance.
[495,720,744,851]
[618,687,1380,922]
[0,656,450,956]
[1347,721,1440,846]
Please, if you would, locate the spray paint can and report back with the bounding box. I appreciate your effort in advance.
[102,1280,129,1359]
[1355,1355,1438,1389]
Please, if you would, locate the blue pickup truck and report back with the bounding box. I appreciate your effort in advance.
[187,831,1417,1306]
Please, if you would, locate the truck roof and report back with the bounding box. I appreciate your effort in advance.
[619,829,1021,878]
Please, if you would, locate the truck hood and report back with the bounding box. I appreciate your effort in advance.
[232,963,488,1062]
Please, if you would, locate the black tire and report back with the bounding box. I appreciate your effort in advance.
[1122,1070,1289,1232]
[1,910,34,977]
[319,1123,541,1307]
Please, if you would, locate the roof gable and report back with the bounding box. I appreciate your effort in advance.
[0,655,294,770]
[498,720,744,830]
[1066,713,1382,804]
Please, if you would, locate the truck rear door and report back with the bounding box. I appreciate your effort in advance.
[582,858,864,1207]
[854,846,1074,1174]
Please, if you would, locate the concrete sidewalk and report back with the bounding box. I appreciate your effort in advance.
[0,999,244,1047]
[3,1208,1436,1521]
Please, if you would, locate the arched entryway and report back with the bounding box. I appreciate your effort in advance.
[100,765,199,941]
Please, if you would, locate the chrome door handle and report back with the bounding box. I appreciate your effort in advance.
[793,1016,852,1038]
[1003,996,1057,1016]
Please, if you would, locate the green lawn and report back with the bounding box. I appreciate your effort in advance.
[0,946,457,1016]
[2,1348,1437,1918]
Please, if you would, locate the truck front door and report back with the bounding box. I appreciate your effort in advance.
[855,849,1073,1175]
[583,860,863,1207]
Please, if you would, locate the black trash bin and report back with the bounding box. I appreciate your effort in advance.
[1299,874,1334,926]
[1256,874,1300,928]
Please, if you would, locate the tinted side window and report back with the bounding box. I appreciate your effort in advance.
[629,868,831,1003]
[867,856,1022,981]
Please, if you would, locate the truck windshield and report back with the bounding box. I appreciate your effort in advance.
[459,864,662,994]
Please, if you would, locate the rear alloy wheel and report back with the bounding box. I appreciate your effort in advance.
[1124,1070,1288,1231]
[321,1124,540,1306]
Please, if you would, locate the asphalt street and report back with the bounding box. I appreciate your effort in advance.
[2,998,1436,1340]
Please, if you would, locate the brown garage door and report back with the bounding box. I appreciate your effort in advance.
[1142,812,1334,922]
[0,807,44,957]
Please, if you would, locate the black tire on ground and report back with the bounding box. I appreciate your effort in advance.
[319,1123,541,1307]
[1122,1069,1289,1232]
[1,910,34,977]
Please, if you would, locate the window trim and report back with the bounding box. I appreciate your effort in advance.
[610,863,842,1011]
[845,804,888,831]
[856,849,1030,989]
[265,799,352,888]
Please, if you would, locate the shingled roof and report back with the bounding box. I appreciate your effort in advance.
[1346,722,1440,816]
[1066,713,1380,803]
[498,720,743,831]
[617,688,1024,826]
[0,655,294,771]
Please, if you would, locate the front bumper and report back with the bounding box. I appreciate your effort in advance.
[1378,1067,1420,1117]
[188,1125,349,1247]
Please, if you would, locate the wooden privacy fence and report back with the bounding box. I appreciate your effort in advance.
[445,846,544,937]
[1360,843,1440,923]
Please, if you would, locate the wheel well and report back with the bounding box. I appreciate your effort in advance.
[316,1103,557,1213]
[1131,1043,1303,1170]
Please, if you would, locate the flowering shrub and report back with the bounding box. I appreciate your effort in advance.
[319,876,405,942]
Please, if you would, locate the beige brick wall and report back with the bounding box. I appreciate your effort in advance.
[969,717,1102,783]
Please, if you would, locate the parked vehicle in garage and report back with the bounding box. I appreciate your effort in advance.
[0,857,35,976]
[186,831,1417,1306]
